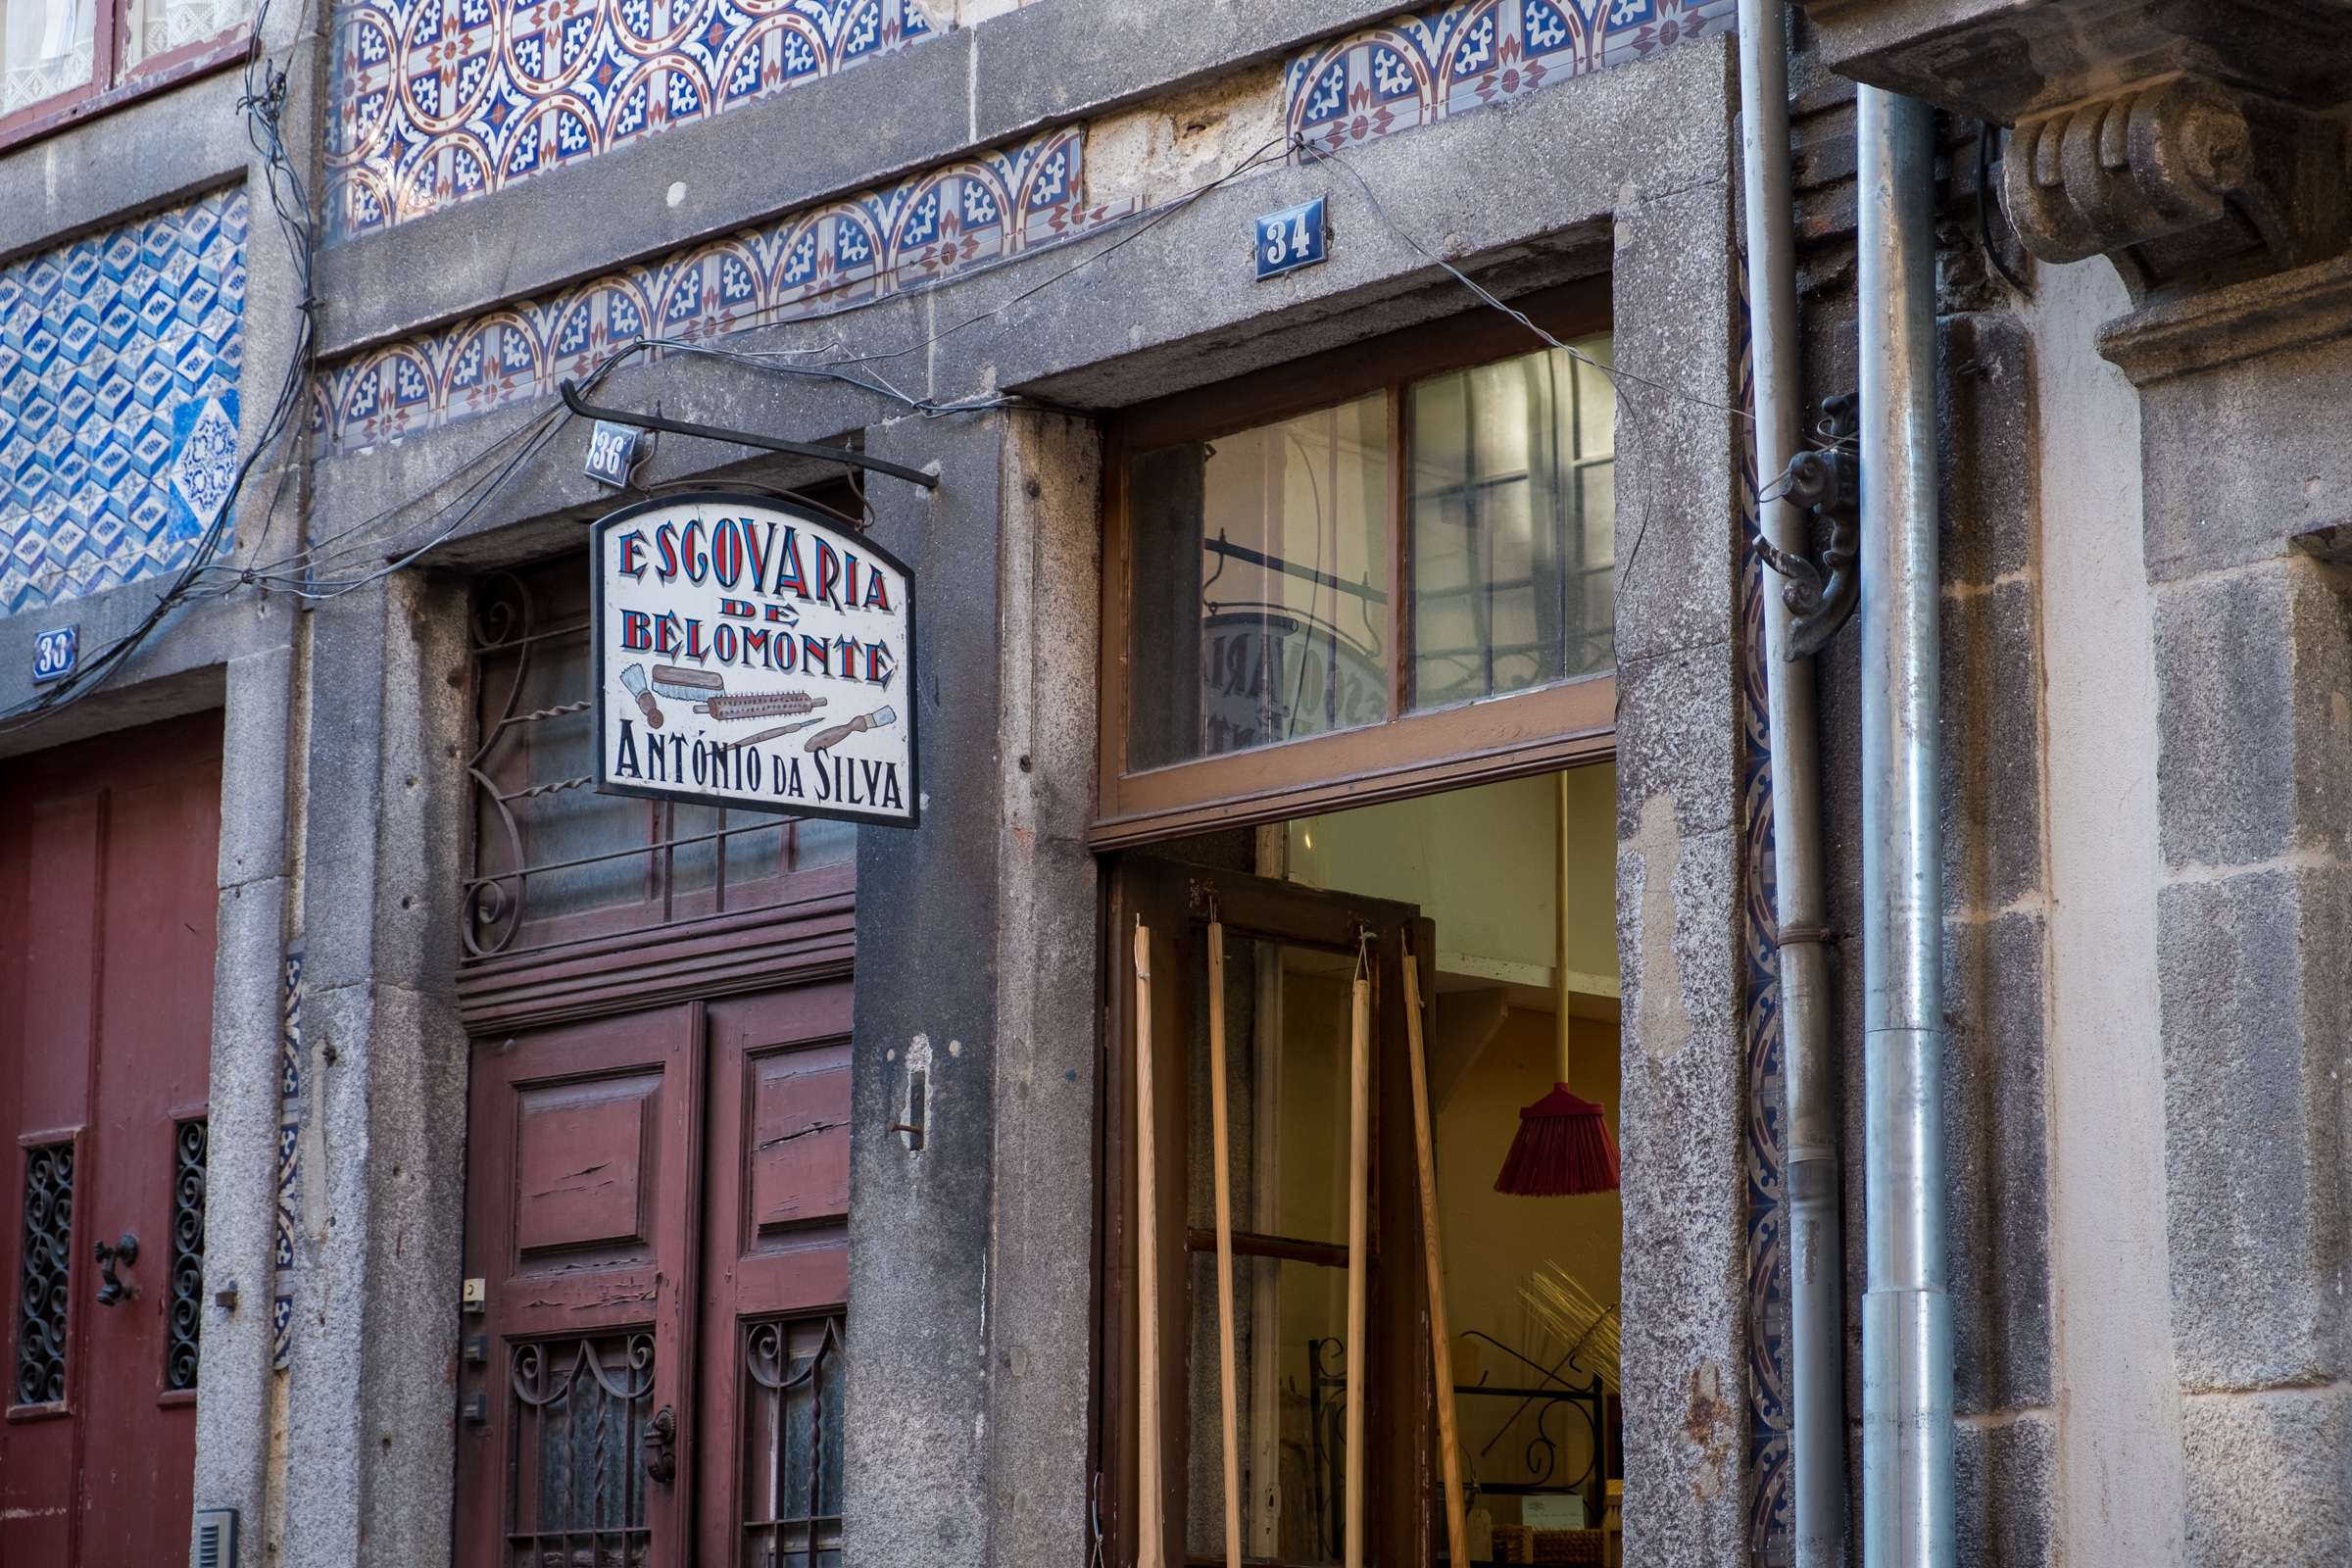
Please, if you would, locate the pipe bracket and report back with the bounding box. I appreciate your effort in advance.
[1754,393,1861,660]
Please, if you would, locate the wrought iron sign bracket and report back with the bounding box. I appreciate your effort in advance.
[558,381,940,491]
[1754,392,1861,662]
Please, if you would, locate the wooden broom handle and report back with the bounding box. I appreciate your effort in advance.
[1345,950,1370,1568]
[1557,770,1576,1087]
[1208,920,1244,1568]
[1135,918,1165,1568]
[1405,941,1472,1568]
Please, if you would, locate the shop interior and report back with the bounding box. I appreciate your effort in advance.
[1167,762,1623,1567]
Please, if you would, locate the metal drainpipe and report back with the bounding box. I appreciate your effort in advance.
[1736,4,1845,1565]
[1855,85,1955,1568]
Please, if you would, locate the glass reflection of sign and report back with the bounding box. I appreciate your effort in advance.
[1199,525,1385,755]
[592,492,917,827]
[1200,611,1383,755]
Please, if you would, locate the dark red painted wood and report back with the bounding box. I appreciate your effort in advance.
[695,982,852,1568]
[455,1004,705,1568]
[0,711,221,1568]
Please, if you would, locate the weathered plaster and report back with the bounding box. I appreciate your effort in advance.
[2030,255,2186,1568]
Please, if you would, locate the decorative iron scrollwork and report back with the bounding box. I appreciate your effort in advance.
[166,1119,208,1392]
[740,1315,846,1568]
[1754,394,1862,661]
[14,1142,72,1405]
[505,1332,658,1557]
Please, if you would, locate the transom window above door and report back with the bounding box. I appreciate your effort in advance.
[1101,285,1618,846]
[1099,283,1616,844]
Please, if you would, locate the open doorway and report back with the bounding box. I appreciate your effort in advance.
[1108,763,1623,1568]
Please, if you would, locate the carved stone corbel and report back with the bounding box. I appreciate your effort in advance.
[2002,74,2345,300]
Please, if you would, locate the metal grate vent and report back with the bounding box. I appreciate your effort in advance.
[191,1506,237,1568]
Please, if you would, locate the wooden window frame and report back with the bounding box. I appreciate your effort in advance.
[1096,280,1616,849]
[0,0,250,159]
[1101,858,1435,1568]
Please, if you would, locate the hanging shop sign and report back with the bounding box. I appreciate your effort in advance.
[592,491,917,827]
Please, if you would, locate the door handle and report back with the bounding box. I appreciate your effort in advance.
[94,1233,138,1305]
[643,1404,677,1484]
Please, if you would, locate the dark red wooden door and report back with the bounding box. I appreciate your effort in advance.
[457,980,853,1568]
[695,983,851,1568]
[456,1004,706,1568]
[0,711,222,1568]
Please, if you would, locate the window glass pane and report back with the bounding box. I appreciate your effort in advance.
[1127,395,1391,770]
[1187,933,1361,1250]
[468,555,854,958]
[122,0,246,70]
[1408,336,1615,710]
[3,0,92,116]
[1184,1252,1349,1565]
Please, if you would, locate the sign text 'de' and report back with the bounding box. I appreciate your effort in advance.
[592,493,918,827]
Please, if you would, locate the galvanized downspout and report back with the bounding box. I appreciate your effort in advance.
[1855,86,1955,1568]
[1737,5,1845,1565]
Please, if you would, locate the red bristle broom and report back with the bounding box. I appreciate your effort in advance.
[1494,772,1622,1197]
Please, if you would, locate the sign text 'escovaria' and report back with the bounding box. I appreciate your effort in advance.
[593,493,917,826]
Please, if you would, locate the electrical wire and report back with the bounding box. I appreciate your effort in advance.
[198,135,1302,601]
[0,0,318,735]
[2,84,1865,715]
[1297,133,1853,456]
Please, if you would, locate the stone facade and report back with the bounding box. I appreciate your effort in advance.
[0,0,2341,1564]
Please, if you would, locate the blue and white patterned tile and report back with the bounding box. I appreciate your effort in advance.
[273,945,304,1374]
[318,123,1132,453]
[1285,0,1736,152]
[0,188,247,617]
[326,0,938,241]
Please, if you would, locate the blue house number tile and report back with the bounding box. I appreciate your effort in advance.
[32,625,76,683]
[1255,197,1328,280]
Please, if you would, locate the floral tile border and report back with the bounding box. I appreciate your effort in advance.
[317,124,1132,454]
[1284,0,1736,152]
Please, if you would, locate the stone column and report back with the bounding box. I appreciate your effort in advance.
[2145,549,2351,1565]
[1932,312,2057,1565]
[279,572,475,1568]
[1608,150,1750,1565]
[2101,285,2352,1568]
[842,411,1102,1568]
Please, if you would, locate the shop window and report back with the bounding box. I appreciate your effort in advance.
[1102,283,1614,843]
[466,547,854,960]
[1107,766,1625,1566]
[0,0,252,142]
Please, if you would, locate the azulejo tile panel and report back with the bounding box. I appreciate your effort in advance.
[0,187,247,617]
[1285,0,1737,150]
[1737,272,1792,1568]
[274,944,304,1372]
[326,0,937,242]
[318,124,1130,454]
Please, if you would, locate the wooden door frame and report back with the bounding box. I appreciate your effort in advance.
[1099,856,1436,1568]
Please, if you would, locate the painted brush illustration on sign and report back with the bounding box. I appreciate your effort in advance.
[592,492,917,826]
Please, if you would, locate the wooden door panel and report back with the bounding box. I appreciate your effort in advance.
[457,1005,703,1568]
[511,1074,660,1262]
[698,982,852,1568]
[747,1051,851,1239]
[79,739,220,1568]
[0,712,221,1568]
